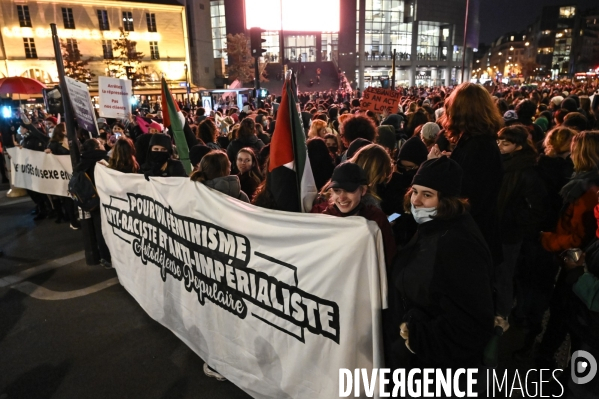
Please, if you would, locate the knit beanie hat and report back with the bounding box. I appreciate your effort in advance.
[550,96,564,107]
[397,136,428,166]
[561,98,578,113]
[534,117,549,133]
[412,156,463,197]
[149,133,173,155]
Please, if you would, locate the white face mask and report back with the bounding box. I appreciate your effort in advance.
[48,127,54,138]
[411,203,437,224]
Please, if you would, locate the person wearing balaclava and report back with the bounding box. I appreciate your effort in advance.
[140,134,187,178]
[384,156,494,384]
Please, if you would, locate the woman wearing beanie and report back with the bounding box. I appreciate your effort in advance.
[433,82,504,267]
[386,156,494,383]
[140,134,187,178]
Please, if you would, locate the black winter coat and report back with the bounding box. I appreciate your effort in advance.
[536,154,574,231]
[22,124,49,152]
[47,141,70,155]
[450,133,503,263]
[386,213,494,370]
[497,150,547,244]
[74,149,109,185]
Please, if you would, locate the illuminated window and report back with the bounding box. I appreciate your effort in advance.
[357,0,412,59]
[559,6,575,18]
[150,41,160,60]
[417,22,440,61]
[66,38,78,53]
[97,10,109,31]
[62,8,75,29]
[146,13,157,32]
[17,5,32,28]
[210,0,227,63]
[510,36,514,41]
[102,40,113,59]
[123,11,134,31]
[23,38,37,59]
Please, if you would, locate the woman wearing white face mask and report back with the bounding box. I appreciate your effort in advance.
[384,156,494,389]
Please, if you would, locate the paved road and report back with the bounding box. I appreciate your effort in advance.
[0,181,572,398]
[0,182,251,399]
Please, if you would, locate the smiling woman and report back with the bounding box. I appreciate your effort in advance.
[310,162,396,272]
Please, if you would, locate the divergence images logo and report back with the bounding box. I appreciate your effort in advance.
[571,350,597,385]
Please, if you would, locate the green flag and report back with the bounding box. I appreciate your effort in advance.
[161,77,191,174]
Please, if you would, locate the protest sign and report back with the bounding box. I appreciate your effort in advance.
[98,76,132,118]
[7,147,73,196]
[64,76,99,137]
[95,166,387,399]
[360,87,401,113]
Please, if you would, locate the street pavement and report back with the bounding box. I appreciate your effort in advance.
[0,179,572,398]
[0,181,251,399]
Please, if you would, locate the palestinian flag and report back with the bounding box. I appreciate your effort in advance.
[161,77,191,174]
[268,74,317,212]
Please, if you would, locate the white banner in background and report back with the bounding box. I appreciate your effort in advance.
[98,76,132,119]
[95,166,387,399]
[7,147,73,196]
[65,76,100,137]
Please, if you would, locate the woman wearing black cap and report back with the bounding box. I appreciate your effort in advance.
[140,134,187,178]
[386,156,494,384]
[310,162,396,272]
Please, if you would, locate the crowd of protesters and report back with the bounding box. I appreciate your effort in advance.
[2,79,599,396]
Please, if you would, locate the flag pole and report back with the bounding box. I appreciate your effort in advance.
[51,23,100,266]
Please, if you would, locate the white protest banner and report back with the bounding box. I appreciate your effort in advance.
[7,147,73,196]
[98,76,132,119]
[95,166,387,399]
[64,76,99,137]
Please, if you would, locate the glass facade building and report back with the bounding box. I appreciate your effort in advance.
[201,0,477,88]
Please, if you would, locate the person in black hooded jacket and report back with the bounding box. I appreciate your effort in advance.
[494,125,547,330]
[140,133,187,178]
[74,138,111,267]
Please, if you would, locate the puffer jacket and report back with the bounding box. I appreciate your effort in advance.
[203,175,250,203]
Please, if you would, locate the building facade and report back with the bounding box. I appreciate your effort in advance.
[0,0,191,97]
[192,0,478,89]
[341,0,480,87]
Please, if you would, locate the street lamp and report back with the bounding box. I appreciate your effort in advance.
[183,63,190,107]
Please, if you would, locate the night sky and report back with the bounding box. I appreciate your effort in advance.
[479,0,598,44]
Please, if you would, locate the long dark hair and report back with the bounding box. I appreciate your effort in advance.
[108,137,139,173]
[237,118,256,140]
[50,122,66,143]
[237,147,263,185]
[198,119,217,144]
[190,150,230,183]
